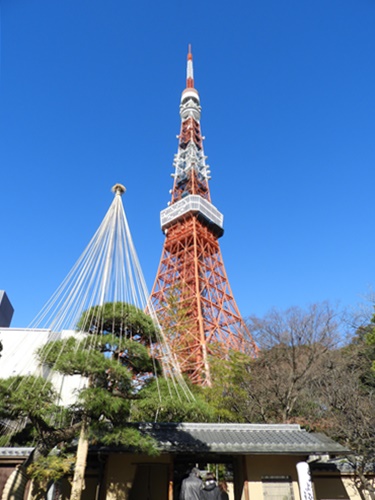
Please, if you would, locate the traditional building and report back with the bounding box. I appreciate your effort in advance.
[150,47,256,385]
[2,423,370,500]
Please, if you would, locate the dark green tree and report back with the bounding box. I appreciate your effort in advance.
[0,303,215,497]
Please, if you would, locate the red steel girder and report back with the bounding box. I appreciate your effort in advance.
[151,216,257,385]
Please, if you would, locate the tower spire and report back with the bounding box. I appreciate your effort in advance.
[186,44,194,88]
[150,49,257,386]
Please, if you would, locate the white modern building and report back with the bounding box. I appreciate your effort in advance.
[0,327,86,406]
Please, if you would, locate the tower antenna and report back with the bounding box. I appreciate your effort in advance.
[186,44,194,89]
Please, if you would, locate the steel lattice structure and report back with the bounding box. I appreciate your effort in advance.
[150,47,257,385]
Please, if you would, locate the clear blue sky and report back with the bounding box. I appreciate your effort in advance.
[1,0,374,328]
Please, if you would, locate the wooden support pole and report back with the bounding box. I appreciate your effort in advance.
[70,419,89,500]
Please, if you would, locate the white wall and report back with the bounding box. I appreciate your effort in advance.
[0,328,87,406]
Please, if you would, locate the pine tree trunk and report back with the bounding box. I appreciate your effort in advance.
[70,419,89,500]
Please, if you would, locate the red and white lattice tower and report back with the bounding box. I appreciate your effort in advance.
[150,47,257,385]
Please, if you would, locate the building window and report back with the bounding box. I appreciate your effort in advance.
[262,476,295,500]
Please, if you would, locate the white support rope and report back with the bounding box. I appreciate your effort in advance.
[0,184,194,436]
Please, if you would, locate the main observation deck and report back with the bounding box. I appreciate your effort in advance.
[160,194,224,237]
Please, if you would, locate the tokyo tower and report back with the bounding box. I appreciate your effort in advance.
[150,47,257,385]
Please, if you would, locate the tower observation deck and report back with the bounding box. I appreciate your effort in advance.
[150,47,257,385]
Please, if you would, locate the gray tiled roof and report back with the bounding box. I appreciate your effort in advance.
[311,457,375,474]
[136,423,349,455]
[0,424,349,458]
[0,447,33,458]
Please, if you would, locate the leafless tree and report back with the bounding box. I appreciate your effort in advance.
[243,302,341,422]
[311,345,375,499]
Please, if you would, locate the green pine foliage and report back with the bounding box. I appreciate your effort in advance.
[0,375,59,423]
[78,387,131,422]
[91,425,158,455]
[27,453,76,493]
[130,378,216,423]
[76,302,159,344]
